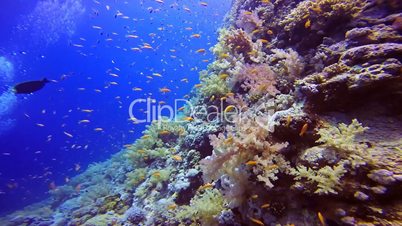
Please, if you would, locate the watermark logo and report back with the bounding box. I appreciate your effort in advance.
[128,98,193,124]
[128,97,276,131]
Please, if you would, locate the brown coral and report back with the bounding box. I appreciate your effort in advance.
[224,28,253,59]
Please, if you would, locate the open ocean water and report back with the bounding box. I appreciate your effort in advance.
[0,0,230,214]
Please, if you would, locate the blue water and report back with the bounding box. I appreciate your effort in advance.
[0,0,230,214]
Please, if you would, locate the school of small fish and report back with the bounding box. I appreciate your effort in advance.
[2,0,224,200]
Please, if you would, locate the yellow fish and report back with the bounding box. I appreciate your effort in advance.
[224,105,235,113]
[183,117,193,121]
[219,73,229,80]
[305,19,311,28]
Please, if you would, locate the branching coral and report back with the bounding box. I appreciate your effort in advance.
[253,152,290,189]
[177,188,226,226]
[225,28,253,55]
[211,28,256,63]
[232,64,279,98]
[210,26,267,74]
[201,109,286,182]
[317,119,369,168]
[291,160,348,194]
[227,94,249,111]
[316,119,368,151]
[200,108,288,207]
[290,119,369,195]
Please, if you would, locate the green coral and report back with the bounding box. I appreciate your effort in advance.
[148,168,171,186]
[177,189,226,226]
[126,147,170,168]
[125,167,147,187]
[125,118,186,167]
[98,195,127,214]
[199,72,230,98]
[146,118,187,143]
[127,118,186,152]
[125,149,148,166]
[133,168,172,198]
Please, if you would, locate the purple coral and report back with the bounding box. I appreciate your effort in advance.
[124,206,145,224]
[236,10,263,33]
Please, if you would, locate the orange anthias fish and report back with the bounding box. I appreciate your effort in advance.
[196,48,206,53]
[299,123,309,136]
[160,87,171,93]
[172,155,182,162]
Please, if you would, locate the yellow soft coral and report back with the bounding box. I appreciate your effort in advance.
[125,168,147,187]
[316,119,368,151]
[199,73,230,97]
[290,119,369,194]
[291,160,347,195]
[177,189,226,226]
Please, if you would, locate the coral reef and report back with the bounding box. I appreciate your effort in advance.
[176,188,226,226]
[1,0,402,225]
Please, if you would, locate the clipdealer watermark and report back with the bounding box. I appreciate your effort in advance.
[128,97,276,131]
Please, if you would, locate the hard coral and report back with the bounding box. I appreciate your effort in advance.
[281,0,367,33]
[124,206,145,224]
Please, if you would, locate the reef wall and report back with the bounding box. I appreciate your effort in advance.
[1,0,401,225]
